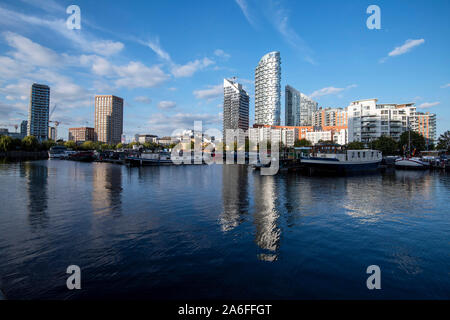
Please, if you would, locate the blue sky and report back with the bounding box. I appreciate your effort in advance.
[0,0,449,140]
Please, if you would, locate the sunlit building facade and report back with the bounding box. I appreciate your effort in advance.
[223,78,249,136]
[255,51,281,126]
[94,95,124,145]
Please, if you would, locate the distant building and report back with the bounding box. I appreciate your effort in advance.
[68,127,95,142]
[27,83,50,141]
[94,95,123,144]
[223,78,250,137]
[20,120,28,139]
[138,134,158,144]
[255,51,281,126]
[285,85,318,126]
[416,112,436,146]
[157,137,174,145]
[249,125,298,147]
[48,126,56,141]
[312,107,348,128]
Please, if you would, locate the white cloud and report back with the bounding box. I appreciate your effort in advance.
[134,96,152,104]
[193,84,223,100]
[114,62,170,88]
[380,39,425,63]
[440,83,450,89]
[417,102,440,109]
[171,58,214,78]
[310,84,357,98]
[157,101,176,109]
[214,49,231,59]
[235,0,256,27]
[146,38,171,61]
[91,40,124,56]
[4,32,61,67]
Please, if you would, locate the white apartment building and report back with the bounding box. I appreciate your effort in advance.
[347,99,417,144]
[248,126,297,147]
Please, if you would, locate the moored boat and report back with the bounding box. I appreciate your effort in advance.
[68,151,96,162]
[297,145,382,174]
[48,145,67,159]
[395,157,429,169]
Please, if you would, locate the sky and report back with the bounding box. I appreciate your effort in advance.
[0,0,449,140]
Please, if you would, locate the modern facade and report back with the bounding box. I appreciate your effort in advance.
[20,120,28,139]
[255,51,281,126]
[285,85,318,127]
[313,107,348,129]
[347,99,418,143]
[69,127,95,143]
[27,83,50,141]
[48,126,56,141]
[137,134,158,144]
[94,95,124,145]
[223,78,250,137]
[416,112,437,145]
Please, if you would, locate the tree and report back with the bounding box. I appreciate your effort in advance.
[0,135,13,152]
[64,140,77,150]
[116,143,124,150]
[22,136,39,151]
[436,131,450,152]
[80,141,96,150]
[399,130,426,153]
[347,141,365,150]
[371,136,398,155]
[294,139,312,147]
[41,139,56,151]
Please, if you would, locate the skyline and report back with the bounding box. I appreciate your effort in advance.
[0,0,449,140]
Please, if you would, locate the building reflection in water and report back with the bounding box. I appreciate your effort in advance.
[220,165,249,231]
[24,162,49,229]
[252,173,281,262]
[92,164,123,216]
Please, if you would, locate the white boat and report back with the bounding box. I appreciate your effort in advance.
[48,145,67,159]
[395,157,429,169]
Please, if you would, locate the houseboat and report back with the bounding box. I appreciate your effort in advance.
[296,145,382,174]
[48,145,67,159]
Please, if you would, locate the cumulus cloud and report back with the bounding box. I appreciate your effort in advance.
[114,62,170,88]
[417,102,440,109]
[380,39,425,63]
[440,83,450,89]
[310,84,357,98]
[157,100,176,109]
[171,58,214,78]
[193,84,223,100]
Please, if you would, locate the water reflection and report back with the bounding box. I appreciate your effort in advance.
[92,164,123,216]
[24,162,49,229]
[220,165,249,231]
[252,174,281,262]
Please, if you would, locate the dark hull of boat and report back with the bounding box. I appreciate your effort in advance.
[301,159,380,174]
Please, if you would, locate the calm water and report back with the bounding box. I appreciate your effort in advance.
[0,160,449,300]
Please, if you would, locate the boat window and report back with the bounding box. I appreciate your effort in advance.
[358,152,360,158]
[363,152,365,158]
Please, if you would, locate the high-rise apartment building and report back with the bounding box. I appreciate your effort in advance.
[416,112,436,145]
[94,95,124,144]
[69,127,95,143]
[285,85,318,126]
[20,120,28,139]
[27,83,50,141]
[313,107,348,129]
[223,78,249,136]
[255,51,281,126]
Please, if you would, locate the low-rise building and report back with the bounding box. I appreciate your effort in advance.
[137,134,158,144]
[68,127,95,143]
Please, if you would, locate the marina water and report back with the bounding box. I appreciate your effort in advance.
[0,160,449,299]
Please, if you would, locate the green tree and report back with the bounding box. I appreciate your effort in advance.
[436,130,450,152]
[371,136,398,155]
[347,141,365,150]
[0,135,13,152]
[116,143,124,150]
[41,139,56,150]
[81,141,96,150]
[22,136,39,151]
[64,140,77,150]
[399,130,426,153]
[294,139,312,147]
